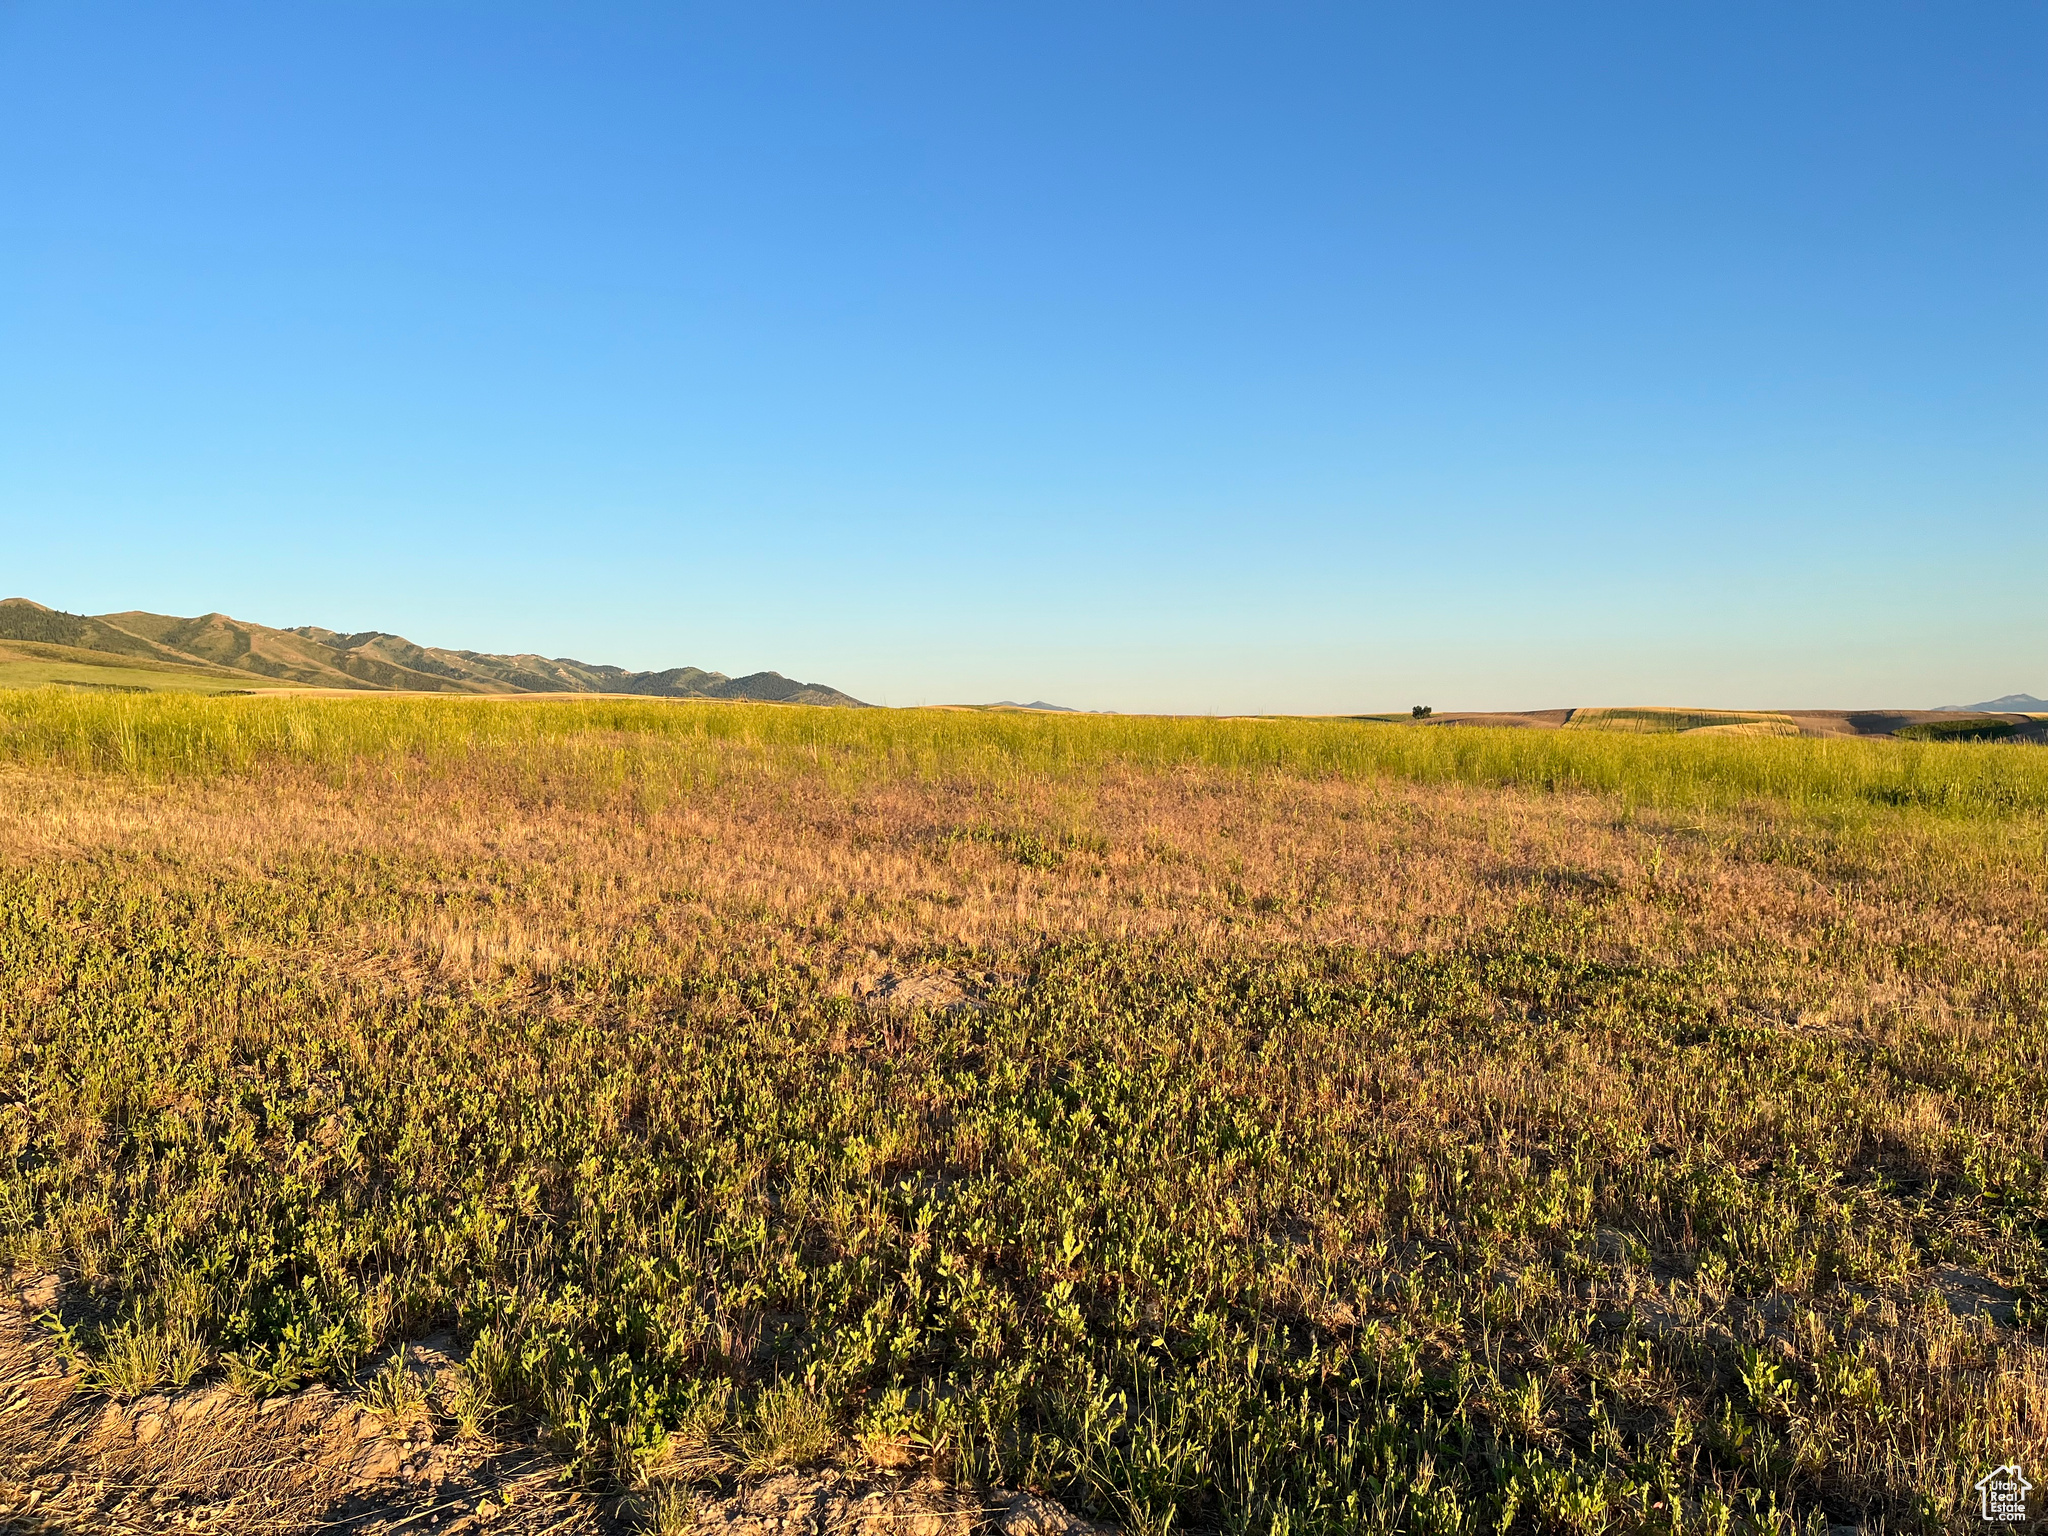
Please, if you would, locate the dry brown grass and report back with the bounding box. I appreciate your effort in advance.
[3,758,2033,984]
[0,717,2042,1535]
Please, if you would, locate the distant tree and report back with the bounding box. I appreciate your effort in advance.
[1411,705,1433,719]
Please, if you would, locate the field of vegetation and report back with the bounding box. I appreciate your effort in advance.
[1563,711,1802,740]
[0,659,257,696]
[0,692,2042,1534]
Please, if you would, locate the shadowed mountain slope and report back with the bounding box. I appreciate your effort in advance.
[0,599,868,705]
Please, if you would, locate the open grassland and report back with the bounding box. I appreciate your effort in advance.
[0,659,260,696]
[1,690,2044,818]
[0,693,2043,1535]
[1564,711,1802,740]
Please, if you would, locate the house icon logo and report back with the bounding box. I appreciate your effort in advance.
[1976,1465,2032,1523]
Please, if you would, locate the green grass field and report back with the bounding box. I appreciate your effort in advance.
[1,690,2044,819]
[0,659,264,695]
[0,692,2042,1534]
[1895,720,2019,744]
[1564,710,1801,739]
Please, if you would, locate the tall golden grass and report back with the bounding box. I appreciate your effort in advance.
[1,689,2044,821]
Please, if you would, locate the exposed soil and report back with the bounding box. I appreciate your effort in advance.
[0,1278,1101,1536]
[669,1476,1106,1536]
[0,1284,609,1534]
[836,966,1030,1016]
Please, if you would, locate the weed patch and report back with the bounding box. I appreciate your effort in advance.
[0,699,2041,1532]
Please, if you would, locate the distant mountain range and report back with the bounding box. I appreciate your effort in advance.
[1935,694,2046,712]
[0,599,867,706]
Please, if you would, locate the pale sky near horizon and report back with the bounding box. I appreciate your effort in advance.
[2,2,2043,713]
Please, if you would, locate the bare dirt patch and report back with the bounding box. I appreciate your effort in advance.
[0,1278,1103,1536]
[842,967,1032,1016]
[668,1473,1107,1536]
[0,1288,604,1533]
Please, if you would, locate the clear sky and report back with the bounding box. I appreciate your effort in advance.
[2,3,2043,712]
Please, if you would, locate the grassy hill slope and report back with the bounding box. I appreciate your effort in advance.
[0,636,272,695]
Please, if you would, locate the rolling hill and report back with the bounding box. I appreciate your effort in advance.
[1937,693,2047,712]
[0,599,868,705]
[1400,705,2046,742]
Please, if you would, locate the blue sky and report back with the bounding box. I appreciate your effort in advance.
[2,2,2042,711]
